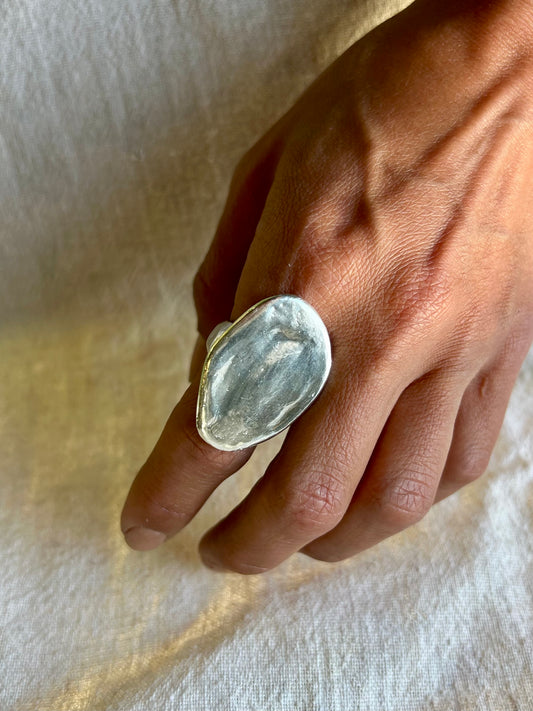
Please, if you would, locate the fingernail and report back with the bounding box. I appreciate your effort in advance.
[123,526,166,551]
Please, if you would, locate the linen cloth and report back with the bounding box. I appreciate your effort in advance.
[1,0,532,709]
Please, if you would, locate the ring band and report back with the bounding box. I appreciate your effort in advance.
[196,294,332,451]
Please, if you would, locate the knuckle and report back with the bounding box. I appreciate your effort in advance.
[364,263,457,375]
[437,313,491,375]
[378,470,436,531]
[449,447,490,486]
[382,262,453,343]
[282,475,347,533]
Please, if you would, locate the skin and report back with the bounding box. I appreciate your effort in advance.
[121,0,533,572]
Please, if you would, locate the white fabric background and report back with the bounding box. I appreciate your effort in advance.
[0,1,532,709]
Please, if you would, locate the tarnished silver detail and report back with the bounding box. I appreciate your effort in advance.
[196,295,332,451]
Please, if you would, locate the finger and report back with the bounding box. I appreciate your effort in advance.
[126,149,289,551]
[300,369,465,562]
[193,126,285,340]
[188,334,207,383]
[197,361,407,574]
[435,334,532,502]
[120,377,254,551]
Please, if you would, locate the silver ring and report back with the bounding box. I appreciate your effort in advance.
[196,294,332,451]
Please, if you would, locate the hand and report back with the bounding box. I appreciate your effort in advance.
[120,0,533,572]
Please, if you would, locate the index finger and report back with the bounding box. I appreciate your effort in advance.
[120,378,253,551]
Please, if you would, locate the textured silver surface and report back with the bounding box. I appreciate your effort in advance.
[197,295,332,450]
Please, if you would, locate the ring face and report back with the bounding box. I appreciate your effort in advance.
[196,295,332,451]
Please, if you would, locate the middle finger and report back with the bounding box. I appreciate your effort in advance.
[198,361,407,574]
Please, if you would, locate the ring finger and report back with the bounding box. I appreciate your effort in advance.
[301,368,466,562]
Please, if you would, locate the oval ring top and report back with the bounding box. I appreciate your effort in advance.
[196,295,332,451]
